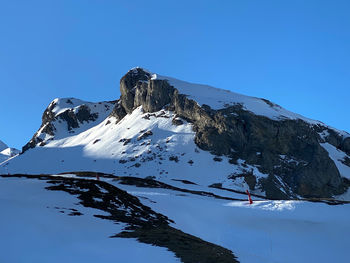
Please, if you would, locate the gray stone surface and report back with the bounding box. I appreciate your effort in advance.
[113,68,349,199]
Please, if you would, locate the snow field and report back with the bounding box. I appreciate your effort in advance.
[0,177,180,263]
[117,183,350,263]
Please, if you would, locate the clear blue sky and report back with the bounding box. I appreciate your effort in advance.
[1,0,349,149]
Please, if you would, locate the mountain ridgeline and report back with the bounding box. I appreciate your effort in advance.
[12,68,350,199]
[109,68,350,199]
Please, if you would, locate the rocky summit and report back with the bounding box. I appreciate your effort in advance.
[2,67,350,200]
[2,67,350,263]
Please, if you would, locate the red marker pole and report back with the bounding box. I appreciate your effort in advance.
[96,174,100,181]
[246,190,253,204]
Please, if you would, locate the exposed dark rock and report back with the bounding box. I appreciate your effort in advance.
[172,118,184,126]
[142,114,151,120]
[22,137,42,153]
[68,211,83,216]
[120,68,151,113]
[137,130,153,141]
[41,123,55,136]
[24,174,238,263]
[341,137,350,155]
[58,110,80,130]
[110,68,349,199]
[22,99,114,153]
[19,67,350,200]
[93,139,101,144]
[209,183,223,188]
[76,105,98,123]
[171,179,197,185]
[342,157,350,167]
[119,68,175,113]
[169,156,179,162]
[118,226,238,263]
[119,138,131,145]
[110,100,127,121]
[230,172,257,191]
[56,104,98,131]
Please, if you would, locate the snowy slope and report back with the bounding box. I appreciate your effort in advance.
[115,182,350,263]
[0,177,179,263]
[1,67,350,262]
[1,106,267,196]
[1,68,349,199]
[150,70,349,137]
[0,148,20,163]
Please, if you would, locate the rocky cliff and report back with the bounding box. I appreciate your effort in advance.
[111,68,350,199]
[8,67,350,200]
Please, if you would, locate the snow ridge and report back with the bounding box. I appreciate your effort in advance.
[150,71,349,137]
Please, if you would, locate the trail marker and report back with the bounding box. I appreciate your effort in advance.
[246,190,253,204]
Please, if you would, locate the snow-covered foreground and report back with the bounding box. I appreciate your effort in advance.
[0,177,179,263]
[1,173,349,263]
[116,183,350,263]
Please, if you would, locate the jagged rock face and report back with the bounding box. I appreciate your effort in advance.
[113,68,348,199]
[23,99,114,153]
[120,68,151,113]
[17,68,349,200]
[190,109,345,198]
[119,68,175,113]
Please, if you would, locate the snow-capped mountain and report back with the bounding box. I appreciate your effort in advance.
[0,140,8,152]
[1,67,350,200]
[1,67,350,263]
[0,140,20,164]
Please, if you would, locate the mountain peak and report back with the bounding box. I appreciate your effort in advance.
[0,140,20,164]
[2,69,350,200]
[0,140,8,152]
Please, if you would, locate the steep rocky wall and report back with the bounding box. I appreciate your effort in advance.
[112,68,349,199]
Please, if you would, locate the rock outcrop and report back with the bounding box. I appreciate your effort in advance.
[111,68,349,199]
[17,67,350,199]
[23,98,115,152]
